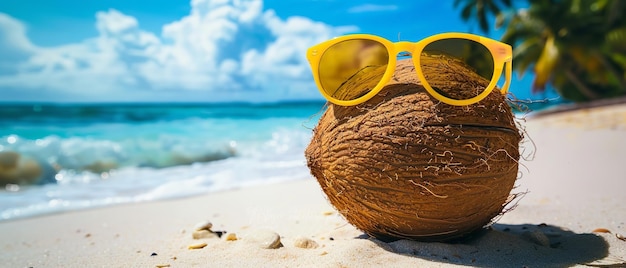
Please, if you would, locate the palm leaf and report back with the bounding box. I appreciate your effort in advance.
[532,35,559,93]
[476,1,490,32]
[512,37,543,77]
[461,4,474,21]
[606,27,626,52]
[486,1,501,14]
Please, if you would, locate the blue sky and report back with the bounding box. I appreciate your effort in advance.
[0,0,544,103]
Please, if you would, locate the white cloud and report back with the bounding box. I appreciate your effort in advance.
[0,0,357,102]
[0,14,35,52]
[348,4,398,13]
[0,14,37,74]
[96,9,139,34]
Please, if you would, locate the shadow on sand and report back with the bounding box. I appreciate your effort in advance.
[366,223,613,268]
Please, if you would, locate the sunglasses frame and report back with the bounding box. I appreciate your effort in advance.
[307,33,513,106]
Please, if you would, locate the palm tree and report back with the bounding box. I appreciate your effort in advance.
[459,0,626,102]
[499,0,626,101]
[454,0,513,33]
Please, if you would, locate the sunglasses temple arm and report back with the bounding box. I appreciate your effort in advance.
[500,61,512,95]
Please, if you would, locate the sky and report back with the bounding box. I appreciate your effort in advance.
[0,0,544,103]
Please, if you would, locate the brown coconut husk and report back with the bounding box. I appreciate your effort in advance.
[305,58,522,242]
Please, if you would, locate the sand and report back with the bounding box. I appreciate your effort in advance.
[1,102,625,267]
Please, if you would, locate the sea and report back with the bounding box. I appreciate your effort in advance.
[0,102,327,221]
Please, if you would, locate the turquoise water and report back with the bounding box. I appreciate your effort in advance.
[0,102,326,221]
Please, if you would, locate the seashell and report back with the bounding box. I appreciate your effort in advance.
[187,242,207,249]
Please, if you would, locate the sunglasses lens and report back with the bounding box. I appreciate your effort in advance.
[318,39,389,101]
[420,38,495,100]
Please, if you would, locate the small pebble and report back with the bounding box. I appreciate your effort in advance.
[247,230,283,249]
[188,242,208,250]
[192,230,218,240]
[522,230,550,247]
[155,265,170,268]
[194,220,213,231]
[293,237,319,249]
[223,233,238,241]
[214,230,226,238]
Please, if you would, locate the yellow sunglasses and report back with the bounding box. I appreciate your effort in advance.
[306,33,513,106]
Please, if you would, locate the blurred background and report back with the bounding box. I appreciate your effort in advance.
[1,0,624,220]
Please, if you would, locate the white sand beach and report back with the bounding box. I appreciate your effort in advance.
[1,102,625,267]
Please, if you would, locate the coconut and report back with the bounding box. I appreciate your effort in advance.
[305,58,522,242]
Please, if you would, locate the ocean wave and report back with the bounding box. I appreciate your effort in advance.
[0,102,321,221]
[0,134,238,185]
[0,127,313,221]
